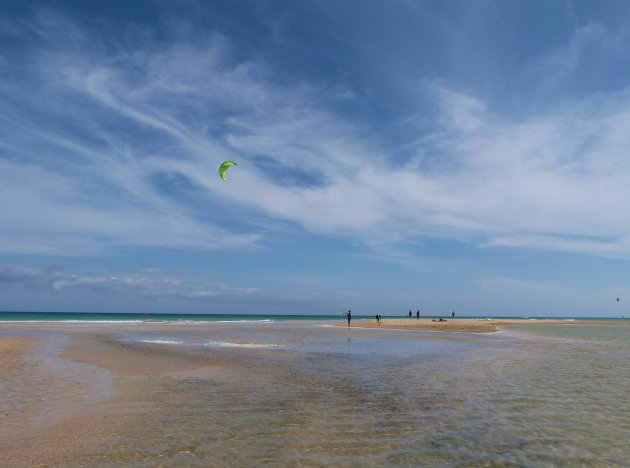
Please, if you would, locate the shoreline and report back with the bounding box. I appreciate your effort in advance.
[1,317,629,335]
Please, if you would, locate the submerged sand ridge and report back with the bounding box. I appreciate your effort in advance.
[0,332,226,465]
[0,334,114,461]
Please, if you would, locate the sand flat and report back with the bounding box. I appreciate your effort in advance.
[0,337,43,375]
[0,336,42,353]
[338,318,498,332]
[336,317,630,333]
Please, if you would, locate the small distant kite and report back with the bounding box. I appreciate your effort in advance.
[617,297,620,302]
[219,161,237,181]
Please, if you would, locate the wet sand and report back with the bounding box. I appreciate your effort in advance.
[0,330,233,466]
[0,337,41,352]
[1,323,319,465]
[0,336,42,360]
[0,337,43,384]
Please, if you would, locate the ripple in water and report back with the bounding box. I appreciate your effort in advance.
[3,324,629,465]
[79,324,630,465]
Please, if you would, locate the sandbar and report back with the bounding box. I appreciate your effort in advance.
[336,317,630,333]
[338,318,498,332]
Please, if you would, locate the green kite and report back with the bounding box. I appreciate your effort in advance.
[219,161,237,181]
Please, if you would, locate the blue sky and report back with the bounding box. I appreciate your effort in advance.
[2,0,630,316]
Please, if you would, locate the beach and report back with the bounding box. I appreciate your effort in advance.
[1,319,630,465]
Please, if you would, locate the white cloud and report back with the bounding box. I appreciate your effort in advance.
[0,264,360,308]
[0,264,256,300]
[0,157,260,255]
[432,86,486,132]
[3,9,630,262]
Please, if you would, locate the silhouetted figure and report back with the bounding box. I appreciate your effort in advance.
[452,310,455,319]
[408,310,412,318]
[346,310,352,326]
[375,314,379,324]
[378,313,382,324]
[416,310,420,319]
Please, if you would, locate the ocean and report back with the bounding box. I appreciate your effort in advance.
[1,311,628,322]
[0,311,346,323]
[1,315,629,465]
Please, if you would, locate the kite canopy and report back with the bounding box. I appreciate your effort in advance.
[219,161,237,181]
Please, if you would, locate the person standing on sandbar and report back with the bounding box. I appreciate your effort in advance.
[346,310,352,327]
[416,310,420,319]
[452,309,455,319]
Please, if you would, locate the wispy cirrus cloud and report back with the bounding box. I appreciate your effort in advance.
[3,7,630,264]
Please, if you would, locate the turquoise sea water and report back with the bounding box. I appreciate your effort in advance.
[0,311,344,322]
[1,311,628,322]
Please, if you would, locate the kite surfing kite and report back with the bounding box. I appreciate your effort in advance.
[219,161,237,181]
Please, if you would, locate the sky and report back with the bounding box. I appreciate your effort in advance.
[2,0,630,316]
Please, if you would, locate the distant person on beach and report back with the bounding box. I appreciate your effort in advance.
[378,313,382,324]
[452,310,455,319]
[375,314,379,324]
[408,310,412,318]
[416,310,420,319]
[346,310,352,326]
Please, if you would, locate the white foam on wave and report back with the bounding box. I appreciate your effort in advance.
[210,319,274,323]
[66,320,144,324]
[204,340,280,349]
[150,319,274,325]
[139,339,184,345]
[0,319,275,325]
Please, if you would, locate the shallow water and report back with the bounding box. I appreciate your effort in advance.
[0,333,112,446]
[109,323,630,465]
[2,322,630,465]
